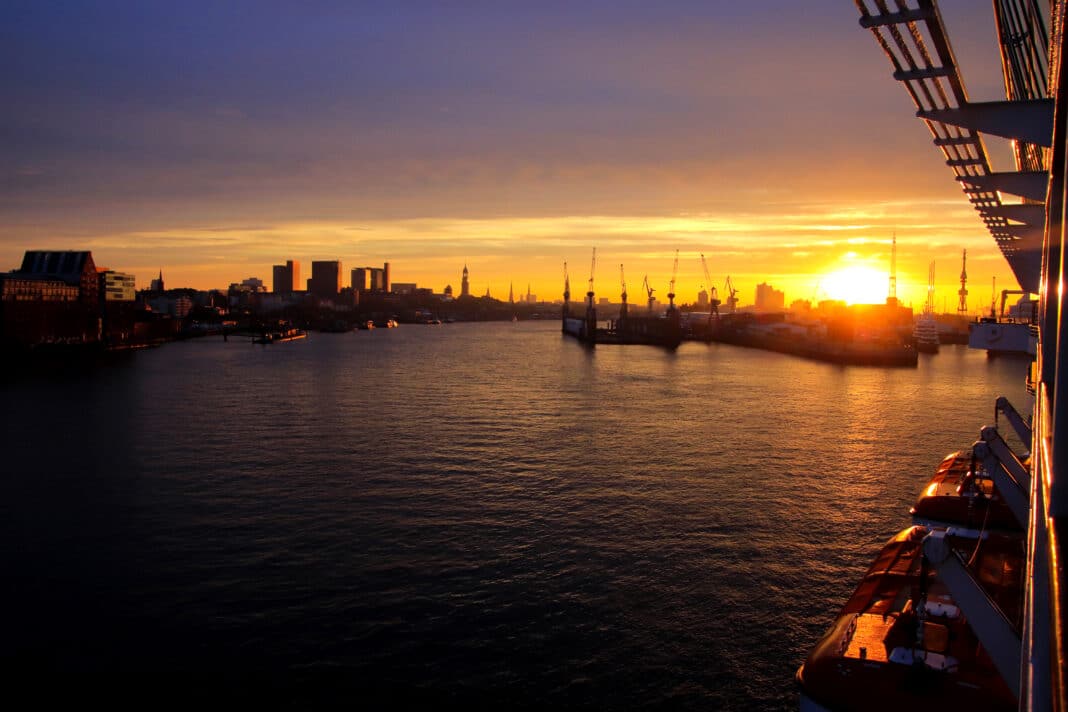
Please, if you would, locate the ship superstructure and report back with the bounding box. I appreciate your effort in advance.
[798,2,1068,709]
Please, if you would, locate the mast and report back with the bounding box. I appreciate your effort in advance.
[957,249,969,315]
[888,232,898,305]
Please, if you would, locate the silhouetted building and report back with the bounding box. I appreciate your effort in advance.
[352,268,369,292]
[370,267,385,291]
[17,250,99,306]
[309,260,342,299]
[150,270,165,292]
[352,262,392,292]
[461,264,470,297]
[755,282,785,313]
[0,250,107,345]
[273,260,299,294]
[392,282,417,295]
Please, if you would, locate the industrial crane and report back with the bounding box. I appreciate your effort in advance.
[643,274,655,313]
[724,275,739,314]
[619,264,628,319]
[562,261,571,319]
[667,249,679,312]
[587,248,596,302]
[700,253,720,319]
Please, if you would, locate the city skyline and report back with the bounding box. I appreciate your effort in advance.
[3,1,1018,310]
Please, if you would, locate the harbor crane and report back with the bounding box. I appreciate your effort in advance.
[620,264,628,319]
[724,275,739,314]
[586,248,596,308]
[700,253,720,319]
[643,274,655,313]
[667,249,679,313]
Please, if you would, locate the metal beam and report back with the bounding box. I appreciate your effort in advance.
[918,99,1055,147]
[956,171,1049,201]
[894,67,952,82]
[858,8,932,28]
[923,530,1022,701]
[980,204,1048,227]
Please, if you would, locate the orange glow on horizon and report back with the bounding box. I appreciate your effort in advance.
[820,266,892,306]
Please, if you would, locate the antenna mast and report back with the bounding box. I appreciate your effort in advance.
[888,232,898,304]
[957,249,968,315]
[926,261,936,316]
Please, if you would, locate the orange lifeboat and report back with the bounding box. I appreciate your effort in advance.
[796,526,1022,711]
[909,451,1021,532]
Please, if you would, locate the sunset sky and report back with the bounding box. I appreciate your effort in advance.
[2,1,1023,312]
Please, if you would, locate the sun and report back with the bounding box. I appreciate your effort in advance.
[821,266,889,305]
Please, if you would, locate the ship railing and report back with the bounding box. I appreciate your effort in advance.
[995,395,1033,446]
[1021,380,1060,711]
[974,426,1031,531]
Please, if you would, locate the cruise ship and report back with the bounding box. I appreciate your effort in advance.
[798,1,1068,710]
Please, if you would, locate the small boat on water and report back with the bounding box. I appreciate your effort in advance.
[796,525,1022,712]
[253,327,307,344]
[913,315,940,354]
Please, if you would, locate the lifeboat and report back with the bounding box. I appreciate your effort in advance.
[796,526,1022,712]
[909,451,1021,533]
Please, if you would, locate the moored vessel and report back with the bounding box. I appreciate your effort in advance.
[913,316,939,354]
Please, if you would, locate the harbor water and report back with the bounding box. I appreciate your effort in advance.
[0,321,1032,708]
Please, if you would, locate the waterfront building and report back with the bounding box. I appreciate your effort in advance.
[697,289,709,308]
[444,284,454,299]
[370,267,385,292]
[392,282,417,295]
[99,270,136,301]
[272,260,299,294]
[309,260,342,299]
[352,263,392,293]
[352,268,369,292]
[754,282,785,313]
[17,250,99,306]
[461,265,470,297]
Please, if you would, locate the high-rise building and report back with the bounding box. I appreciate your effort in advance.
[383,262,391,294]
[461,264,470,297]
[755,282,785,313]
[352,268,369,292]
[273,260,299,293]
[309,260,342,299]
[370,268,384,291]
